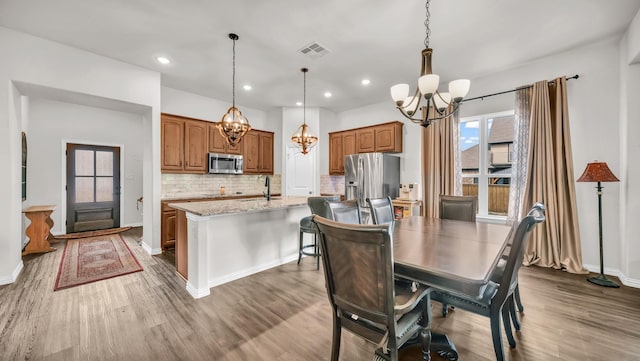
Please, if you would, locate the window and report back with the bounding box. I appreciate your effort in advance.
[459,110,514,218]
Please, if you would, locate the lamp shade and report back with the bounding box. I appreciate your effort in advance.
[576,161,619,182]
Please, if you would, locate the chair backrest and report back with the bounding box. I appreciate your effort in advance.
[327,200,362,224]
[312,215,397,340]
[367,196,395,225]
[439,195,478,222]
[307,196,340,219]
[494,203,545,303]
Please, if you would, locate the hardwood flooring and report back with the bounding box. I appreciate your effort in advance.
[1,228,639,361]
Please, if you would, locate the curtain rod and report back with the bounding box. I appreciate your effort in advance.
[462,74,579,103]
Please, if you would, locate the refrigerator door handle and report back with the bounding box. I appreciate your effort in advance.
[357,157,364,206]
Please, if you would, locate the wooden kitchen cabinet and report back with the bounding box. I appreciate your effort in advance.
[208,123,242,155]
[243,129,274,174]
[329,130,356,175]
[161,113,208,173]
[356,127,376,153]
[374,121,403,152]
[161,202,177,250]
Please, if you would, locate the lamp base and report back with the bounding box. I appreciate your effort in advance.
[587,273,620,288]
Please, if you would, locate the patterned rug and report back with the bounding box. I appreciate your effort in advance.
[54,234,143,291]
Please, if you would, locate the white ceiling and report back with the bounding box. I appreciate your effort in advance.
[1,0,639,112]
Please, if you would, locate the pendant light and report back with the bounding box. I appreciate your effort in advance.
[291,68,318,155]
[390,0,470,127]
[217,33,251,145]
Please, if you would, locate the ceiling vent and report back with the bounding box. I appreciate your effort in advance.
[298,41,330,58]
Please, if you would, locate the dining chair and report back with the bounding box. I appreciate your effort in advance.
[439,195,478,222]
[326,199,362,224]
[430,203,545,361]
[298,196,340,270]
[312,215,432,361]
[367,196,395,225]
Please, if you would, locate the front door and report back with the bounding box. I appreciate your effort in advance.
[66,143,121,233]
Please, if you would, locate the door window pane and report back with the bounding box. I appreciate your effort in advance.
[75,177,94,203]
[488,178,511,216]
[75,150,94,176]
[96,177,113,202]
[96,151,113,176]
[460,120,479,171]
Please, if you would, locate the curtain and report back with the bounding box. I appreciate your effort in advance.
[507,87,532,225]
[421,108,459,218]
[522,77,587,274]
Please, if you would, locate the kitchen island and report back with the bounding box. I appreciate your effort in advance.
[170,196,309,299]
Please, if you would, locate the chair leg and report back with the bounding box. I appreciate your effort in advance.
[441,303,448,317]
[509,295,521,331]
[490,310,506,361]
[514,284,524,312]
[330,317,341,361]
[315,233,320,270]
[297,230,304,264]
[501,304,516,348]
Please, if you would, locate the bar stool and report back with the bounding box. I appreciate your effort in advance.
[298,196,340,269]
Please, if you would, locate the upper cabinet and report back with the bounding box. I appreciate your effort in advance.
[208,124,242,155]
[161,114,207,173]
[329,121,403,175]
[243,129,274,174]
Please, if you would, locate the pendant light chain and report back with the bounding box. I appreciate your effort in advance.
[424,0,431,48]
[303,70,307,125]
[232,37,236,108]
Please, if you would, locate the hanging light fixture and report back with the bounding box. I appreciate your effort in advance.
[291,68,318,155]
[390,0,470,127]
[217,33,251,145]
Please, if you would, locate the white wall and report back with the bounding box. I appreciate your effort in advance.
[620,15,640,283]
[161,86,281,173]
[0,26,161,284]
[26,98,145,234]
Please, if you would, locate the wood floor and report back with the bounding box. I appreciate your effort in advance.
[1,228,639,361]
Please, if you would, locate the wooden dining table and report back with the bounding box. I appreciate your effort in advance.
[392,216,513,360]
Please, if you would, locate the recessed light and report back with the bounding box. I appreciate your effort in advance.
[156,56,171,65]
[243,84,252,91]
[361,79,371,86]
[324,92,332,98]
[296,101,303,106]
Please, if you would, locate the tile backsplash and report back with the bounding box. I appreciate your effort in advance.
[320,175,345,195]
[162,173,281,199]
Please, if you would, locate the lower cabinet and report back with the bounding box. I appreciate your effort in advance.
[175,210,188,280]
[161,203,177,250]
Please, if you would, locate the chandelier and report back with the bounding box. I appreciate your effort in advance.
[217,33,251,145]
[291,68,318,155]
[390,0,470,127]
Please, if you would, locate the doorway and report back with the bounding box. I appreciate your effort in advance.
[286,145,316,196]
[66,143,121,233]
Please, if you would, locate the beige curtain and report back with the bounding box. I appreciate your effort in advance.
[522,77,587,274]
[422,108,458,218]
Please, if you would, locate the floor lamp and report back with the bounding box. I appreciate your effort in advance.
[577,161,620,288]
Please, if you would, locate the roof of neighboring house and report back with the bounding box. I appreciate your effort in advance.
[488,115,514,144]
[461,144,479,170]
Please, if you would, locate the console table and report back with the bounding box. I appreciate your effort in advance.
[22,205,57,255]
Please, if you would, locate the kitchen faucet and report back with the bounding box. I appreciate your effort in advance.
[264,176,271,201]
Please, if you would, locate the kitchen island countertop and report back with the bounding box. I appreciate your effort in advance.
[169,196,308,217]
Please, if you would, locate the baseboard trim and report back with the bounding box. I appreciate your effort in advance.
[140,241,162,256]
[207,254,298,290]
[583,263,640,288]
[186,281,211,299]
[122,222,143,228]
[0,261,24,285]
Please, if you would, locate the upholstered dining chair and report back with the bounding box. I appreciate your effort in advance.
[430,203,545,361]
[298,196,340,270]
[312,215,432,361]
[367,196,395,225]
[439,195,478,222]
[326,199,362,224]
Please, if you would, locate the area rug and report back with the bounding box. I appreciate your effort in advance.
[53,226,132,240]
[54,234,143,291]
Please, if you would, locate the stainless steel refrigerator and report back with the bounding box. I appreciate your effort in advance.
[344,153,400,223]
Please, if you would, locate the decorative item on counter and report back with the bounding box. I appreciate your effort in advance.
[220,186,226,195]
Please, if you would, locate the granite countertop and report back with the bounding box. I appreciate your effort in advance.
[169,196,309,217]
[162,193,266,201]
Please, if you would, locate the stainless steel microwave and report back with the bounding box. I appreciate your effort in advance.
[208,153,243,174]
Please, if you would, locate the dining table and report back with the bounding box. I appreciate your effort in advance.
[392,216,513,361]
